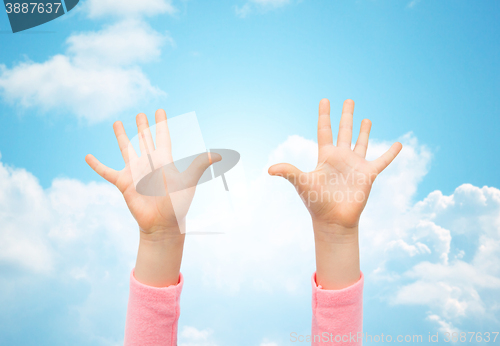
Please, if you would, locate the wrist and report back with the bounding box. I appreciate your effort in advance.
[139,225,186,244]
[313,223,360,290]
[135,226,185,288]
[312,220,359,244]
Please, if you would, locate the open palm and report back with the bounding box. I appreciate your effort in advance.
[85,110,219,235]
[269,99,402,229]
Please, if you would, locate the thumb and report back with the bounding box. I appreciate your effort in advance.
[184,152,222,187]
[268,163,304,188]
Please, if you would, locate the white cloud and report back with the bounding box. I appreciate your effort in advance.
[235,0,291,18]
[0,159,138,344]
[0,159,53,273]
[385,239,431,257]
[84,0,176,18]
[426,314,460,335]
[0,0,175,123]
[67,20,171,66]
[0,20,168,123]
[387,184,500,325]
[181,135,317,294]
[0,156,137,272]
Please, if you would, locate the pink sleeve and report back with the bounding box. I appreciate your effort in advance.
[311,271,364,345]
[124,269,183,346]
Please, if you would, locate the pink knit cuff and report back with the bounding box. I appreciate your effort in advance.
[311,271,364,345]
[124,269,184,346]
[312,271,364,306]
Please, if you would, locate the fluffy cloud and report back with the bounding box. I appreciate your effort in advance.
[0,154,137,344]
[0,132,499,343]
[0,157,53,273]
[0,20,168,123]
[0,0,176,123]
[426,313,460,335]
[67,20,170,66]
[387,184,500,330]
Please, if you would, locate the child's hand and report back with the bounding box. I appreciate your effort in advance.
[269,99,402,233]
[85,110,220,237]
[85,110,220,287]
[269,99,402,289]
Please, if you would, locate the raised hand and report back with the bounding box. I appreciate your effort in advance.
[85,109,220,287]
[269,99,402,289]
[269,98,402,231]
[85,109,220,236]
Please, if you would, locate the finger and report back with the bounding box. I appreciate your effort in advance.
[85,154,119,185]
[184,152,222,187]
[268,163,305,189]
[371,142,403,173]
[155,109,173,162]
[113,121,138,164]
[353,119,372,158]
[337,99,355,148]
[136,113,155,155]
[318,98,333,150]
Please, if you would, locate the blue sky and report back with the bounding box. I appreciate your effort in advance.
[0,0,499,345]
